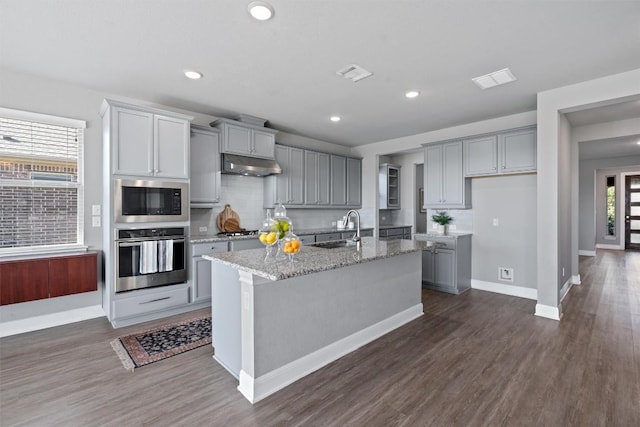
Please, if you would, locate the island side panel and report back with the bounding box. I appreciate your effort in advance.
[210,262,242,378]
[252,251,422,377]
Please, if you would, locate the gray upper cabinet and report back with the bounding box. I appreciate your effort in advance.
[379,163,401,209]
[266,146,360,208]
[304,151,330,205]
[346,157,361,207]
[190,126,220,207]
[330,155,361,207]
[464,135,498,176]
[212,118,277,160]
[464,126,536,177]
[330,155,347,206]
[499,127,537,173]
[106,101,190,179]
[424,141,471,209]
[264,145,304,206]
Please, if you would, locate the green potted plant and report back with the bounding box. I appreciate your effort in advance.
[431,211,453,235]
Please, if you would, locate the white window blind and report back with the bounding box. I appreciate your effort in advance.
[0,112,85,251]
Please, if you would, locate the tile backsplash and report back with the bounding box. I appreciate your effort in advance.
[190,175,264,235]
[190,174,373,235]
[425,208,473,233]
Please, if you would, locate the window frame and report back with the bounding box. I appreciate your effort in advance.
[0,107,87,257]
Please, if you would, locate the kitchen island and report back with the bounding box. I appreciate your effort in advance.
[204,236,427,403]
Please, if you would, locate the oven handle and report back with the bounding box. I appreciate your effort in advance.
[117,237,185,247]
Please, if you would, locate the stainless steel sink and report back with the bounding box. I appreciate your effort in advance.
[310,239,356,249]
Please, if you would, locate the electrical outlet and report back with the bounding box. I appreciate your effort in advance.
[499,267,514,282]
[92,204,101,216]
[432,223,438,229]
[92,216,101,227]
[449,224,457,230]
[199,226,207,232]
[492,218,499,227]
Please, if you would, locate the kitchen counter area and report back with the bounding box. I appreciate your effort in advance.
[203,237,425,403]
[204,236,425,281]
[189,226,374,244]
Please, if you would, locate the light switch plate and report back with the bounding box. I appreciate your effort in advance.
[92,216,101,227]
[199,226,207,232]
[92,204,101,216]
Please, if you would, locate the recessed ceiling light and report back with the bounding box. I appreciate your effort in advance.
[472,68,517,90]
[248,1,274,20]
[330,116,341,122]
[184,70,203,80]
[405,91,420,99]
[636,141,640,145]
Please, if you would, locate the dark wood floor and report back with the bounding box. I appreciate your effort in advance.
[1,250,638,426]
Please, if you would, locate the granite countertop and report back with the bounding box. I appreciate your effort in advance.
[190,227,374,244]
[190,234,257,244]
[203,236,427,281]
[414,232,472,239]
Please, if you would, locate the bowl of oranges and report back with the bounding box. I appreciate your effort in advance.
[282,233,301,262]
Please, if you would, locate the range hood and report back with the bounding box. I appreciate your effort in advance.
[221,153,282,177]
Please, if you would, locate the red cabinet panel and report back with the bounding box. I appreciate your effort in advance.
[0,260,49,305]
[0,253,98,305]
[49,253,98,298]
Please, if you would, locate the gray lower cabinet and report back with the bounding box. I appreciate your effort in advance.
[297,234,316,245]
[379,226,412,240]
[315,232,342,242]
[417,234,471,294]
[190,241,228,303]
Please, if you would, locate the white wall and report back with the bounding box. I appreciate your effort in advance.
[536,67,640,318]
[471,174,537,289]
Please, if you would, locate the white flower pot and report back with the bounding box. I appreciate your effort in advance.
[436,224,446,235]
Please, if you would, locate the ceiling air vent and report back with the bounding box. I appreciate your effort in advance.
[472,68,517,90]
[336,64,373,82]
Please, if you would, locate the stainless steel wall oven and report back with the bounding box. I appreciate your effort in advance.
[115,227,187,292]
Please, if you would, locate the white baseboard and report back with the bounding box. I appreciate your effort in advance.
[471,280,537,300]
[535,303,562,321]
[0,305,105,338]
[237,303,424,404]
[595,243,624,250]
[578,250,596,257]
[572,274,581,285]
[559,277,573,302]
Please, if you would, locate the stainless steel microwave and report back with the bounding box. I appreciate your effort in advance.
[114,178,188,223]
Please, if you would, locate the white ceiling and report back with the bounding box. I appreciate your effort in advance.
[1,0,640,147]
[579,135,640,160]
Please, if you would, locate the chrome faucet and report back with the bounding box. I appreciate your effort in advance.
[343,210,361,250]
